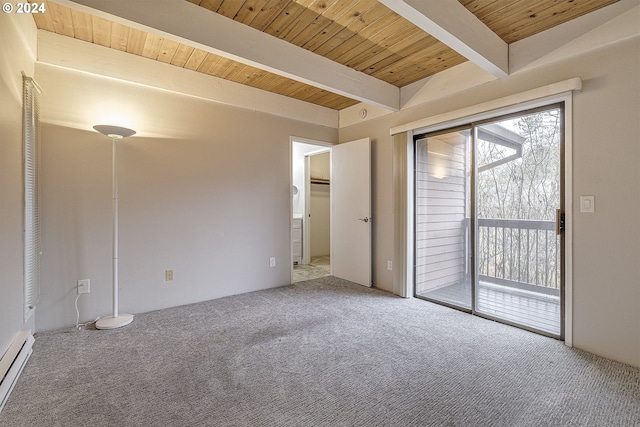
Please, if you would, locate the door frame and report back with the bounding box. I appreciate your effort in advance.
[402,91,574,346]
[290,136,333,283]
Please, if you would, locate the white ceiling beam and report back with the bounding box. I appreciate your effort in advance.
[400,62,496,109]
[37,30,339,129]
[378,0,508,78]
[339,61,498,128]
[66,0,400,111]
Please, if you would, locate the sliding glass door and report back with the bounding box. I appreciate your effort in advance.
[415,128,472,309]
[474,106,563,336]
[415,104,564,338]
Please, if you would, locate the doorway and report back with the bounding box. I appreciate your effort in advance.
[414,104,564,338]
[291,140,332,283]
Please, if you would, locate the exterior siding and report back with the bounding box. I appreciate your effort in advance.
[415,136,469,294]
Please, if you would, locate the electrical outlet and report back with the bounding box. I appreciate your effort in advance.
[269,257,276,268]
[165,270,174,281]
[387,260,393,271]
[77,279,90,294]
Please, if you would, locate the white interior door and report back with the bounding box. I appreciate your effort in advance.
[331,138,371,287]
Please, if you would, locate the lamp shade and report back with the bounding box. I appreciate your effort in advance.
[93,125,136,139]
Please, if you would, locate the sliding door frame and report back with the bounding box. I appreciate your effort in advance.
[411,96,570,341]
[473,103,565,339]
[413,125,474,313]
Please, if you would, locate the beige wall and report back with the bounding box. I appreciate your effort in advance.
[570,38,640,367]
[36,65,336,331]
[310,152,330,257]
[0,14,37,356]
[340,36,640,367]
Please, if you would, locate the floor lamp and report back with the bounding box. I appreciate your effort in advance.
[93,125,136,330]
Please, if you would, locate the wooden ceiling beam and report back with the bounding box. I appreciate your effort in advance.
[378,0,508,78]
[68,0,400,110]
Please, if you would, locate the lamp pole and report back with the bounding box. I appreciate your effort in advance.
[93,125,136,330]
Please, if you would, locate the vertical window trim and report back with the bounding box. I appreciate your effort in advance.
[23,75,41,322]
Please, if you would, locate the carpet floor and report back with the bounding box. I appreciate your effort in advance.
[1,276,638,426]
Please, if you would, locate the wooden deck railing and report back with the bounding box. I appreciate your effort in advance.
[477,218,560,296]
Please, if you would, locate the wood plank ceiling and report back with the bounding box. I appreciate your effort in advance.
[33,0,619,110]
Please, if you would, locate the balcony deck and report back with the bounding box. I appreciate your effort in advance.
[417,280,561,336]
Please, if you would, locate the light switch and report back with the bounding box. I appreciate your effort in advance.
[580,196,595,213]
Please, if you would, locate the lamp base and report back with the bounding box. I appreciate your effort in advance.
[95,313,134,330]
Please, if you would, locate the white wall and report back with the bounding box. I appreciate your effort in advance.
[36,65,336,331]
[0,14,37,357]
[340,36,640,367]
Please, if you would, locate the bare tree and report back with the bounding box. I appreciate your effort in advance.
[475,108,561,288]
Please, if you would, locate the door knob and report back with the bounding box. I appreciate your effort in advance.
[358,217,371,223]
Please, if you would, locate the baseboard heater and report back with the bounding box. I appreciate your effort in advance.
[0,330,34,412]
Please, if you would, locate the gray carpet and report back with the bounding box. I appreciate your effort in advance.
[1,276,638,427]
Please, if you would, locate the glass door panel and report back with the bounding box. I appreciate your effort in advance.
[415,129,472,310]
[474,107,563,336]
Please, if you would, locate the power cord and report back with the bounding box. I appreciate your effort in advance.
[74,293,99,330]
